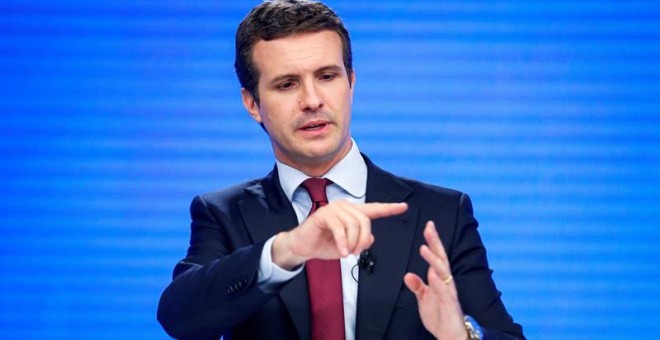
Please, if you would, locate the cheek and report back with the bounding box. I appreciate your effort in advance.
[261,111,291,138]
[258,104,276,127]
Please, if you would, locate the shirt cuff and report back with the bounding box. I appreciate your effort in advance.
[258,235,304,292]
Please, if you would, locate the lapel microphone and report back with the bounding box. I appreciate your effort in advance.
[357,250,376,273]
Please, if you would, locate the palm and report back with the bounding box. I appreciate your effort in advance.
[418,283,443,334]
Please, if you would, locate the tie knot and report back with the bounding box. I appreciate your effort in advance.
[301,177,331,205]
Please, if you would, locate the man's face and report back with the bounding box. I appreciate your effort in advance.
[242,30,355,176]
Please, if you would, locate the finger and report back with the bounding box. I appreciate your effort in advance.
[333,201,362,254]
[354,227,375,255]
[403,272,426,299]
[316,210,350,256]
[423,244,460,303]
[337,200,373,254]
[420,245,451,282]
[428,267,460,303]
[427,268,447,295]
[356,202,408,220]
[424,221,449,264]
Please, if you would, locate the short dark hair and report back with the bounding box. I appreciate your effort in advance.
[235,0,353,105]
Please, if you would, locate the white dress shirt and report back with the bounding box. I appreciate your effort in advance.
[257,140,367,340]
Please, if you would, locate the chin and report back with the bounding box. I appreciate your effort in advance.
[298,144,339,161]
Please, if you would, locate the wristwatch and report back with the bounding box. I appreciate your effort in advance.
[463,315,483,340]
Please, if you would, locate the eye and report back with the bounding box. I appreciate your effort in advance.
[276,81,297,91]
[319,73,337,81]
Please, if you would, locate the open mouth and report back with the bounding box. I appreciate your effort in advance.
[300,121,329,131]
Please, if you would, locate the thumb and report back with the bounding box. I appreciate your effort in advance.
[404,273,426,299]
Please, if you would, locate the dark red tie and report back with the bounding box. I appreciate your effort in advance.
[301,178,345,340]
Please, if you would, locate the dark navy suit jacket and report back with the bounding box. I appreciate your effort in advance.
[157,156,524,339]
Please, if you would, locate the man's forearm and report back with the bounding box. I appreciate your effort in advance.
[157,242,276,339]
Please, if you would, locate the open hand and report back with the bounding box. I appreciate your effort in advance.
[403,221,467,339]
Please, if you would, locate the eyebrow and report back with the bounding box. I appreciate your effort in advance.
[268,64,345,86]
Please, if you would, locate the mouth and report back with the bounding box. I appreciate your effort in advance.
[299,120,330,131]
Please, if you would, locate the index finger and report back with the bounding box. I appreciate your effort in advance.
[424,221,448,263]
[355,202,408,220]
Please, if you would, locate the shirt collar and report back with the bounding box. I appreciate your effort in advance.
[276,139,367,202]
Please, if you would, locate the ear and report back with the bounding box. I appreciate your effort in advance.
[349,70,356,101]
[241,88,262,123]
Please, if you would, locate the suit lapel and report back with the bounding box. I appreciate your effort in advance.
[356,157,419,340]
[238,167,311,340]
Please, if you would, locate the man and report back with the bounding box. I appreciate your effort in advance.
[157,1,524,339]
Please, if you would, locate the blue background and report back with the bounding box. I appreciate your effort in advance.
[1,1,659,338]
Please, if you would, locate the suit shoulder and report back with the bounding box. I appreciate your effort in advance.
[195,178,261,207]
[394,175,475,216]
[397,175,465,200]
[364,155,466,202]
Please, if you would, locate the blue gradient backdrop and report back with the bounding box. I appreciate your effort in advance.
[1,1,659,338]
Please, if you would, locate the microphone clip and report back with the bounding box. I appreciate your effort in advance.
[357,250,375,273]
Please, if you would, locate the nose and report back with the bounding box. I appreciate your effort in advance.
[299,80,323,112]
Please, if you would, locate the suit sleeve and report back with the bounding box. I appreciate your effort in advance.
[451,193,525,339]
[157,195,278,339]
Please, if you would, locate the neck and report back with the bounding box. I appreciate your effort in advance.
[297,161,339,178]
